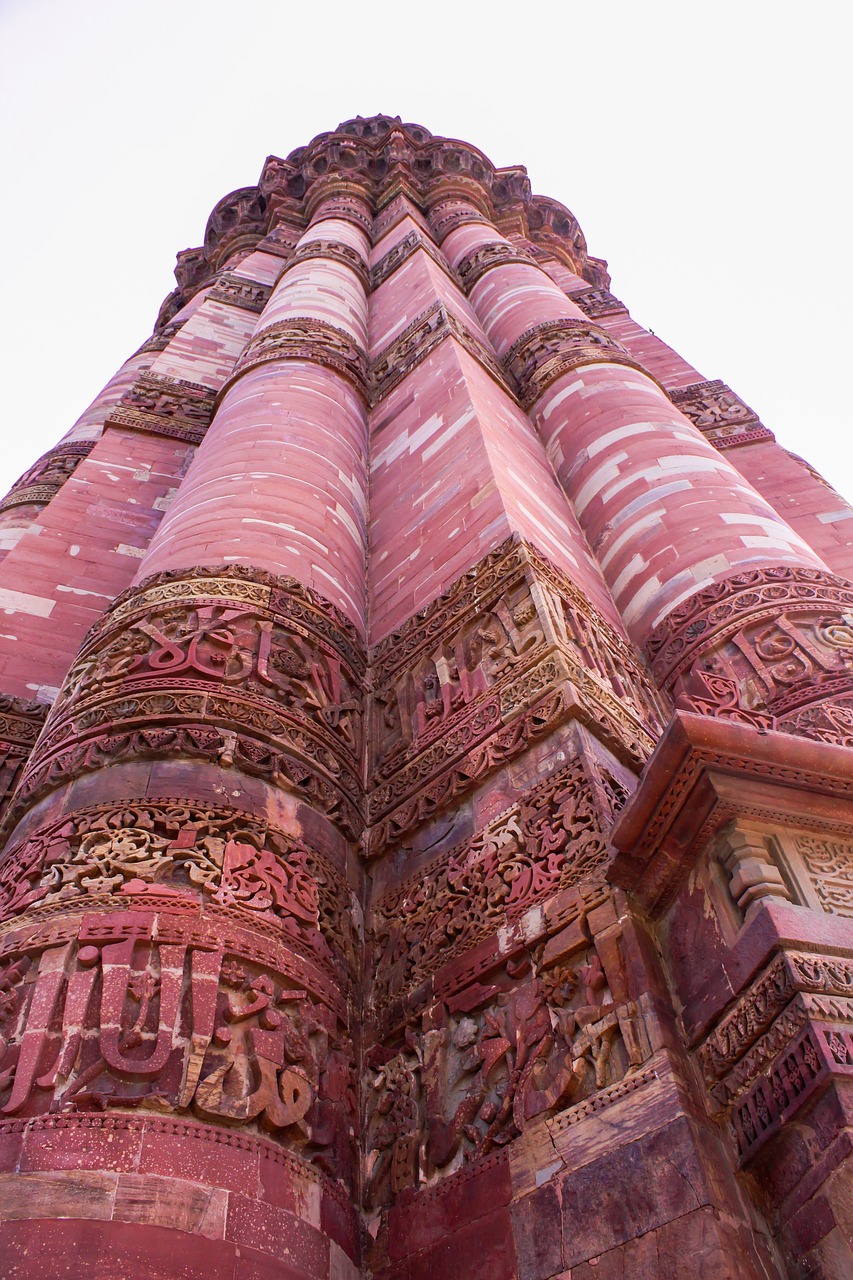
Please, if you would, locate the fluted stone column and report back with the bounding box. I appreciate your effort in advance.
[0,188,373,1279]
[430,198,853,738]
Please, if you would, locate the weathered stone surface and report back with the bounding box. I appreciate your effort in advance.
[0,114,851,1280]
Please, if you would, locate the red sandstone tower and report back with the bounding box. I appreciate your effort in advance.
[0,116,851,1279]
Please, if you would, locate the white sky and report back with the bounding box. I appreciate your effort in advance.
[1,1,851,510]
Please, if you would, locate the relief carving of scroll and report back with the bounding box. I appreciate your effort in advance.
[13,569,366,839]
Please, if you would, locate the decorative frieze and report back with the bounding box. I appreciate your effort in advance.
[362,907,655,1208]
[370,228,458,290]
[644,564,853,745]
[502,318,644,410]
[670,379,774,450]
[0,694,49,825]
[368,536,664,852]
[229,316,369,402]
[368,754,622,1014]
[106,371,217,445]
[568,287,628,319]
[135,317,187,355]
[0,907,358,1189]
[0,441,95,515]
[11,567,366,839]
[455,241,536,290]
[369,300,514,405]
[207,272,273,313]
[0,795,356,984]
[281,239,370,292]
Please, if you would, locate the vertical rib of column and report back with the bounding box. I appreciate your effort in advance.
[139,187,370,631]
[0,241,287,708]
[0,191,371,1277]
[433,199,853,721]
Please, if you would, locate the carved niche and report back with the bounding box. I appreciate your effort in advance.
[13,567,366,839]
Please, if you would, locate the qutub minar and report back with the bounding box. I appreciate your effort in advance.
[0,116,850,1279]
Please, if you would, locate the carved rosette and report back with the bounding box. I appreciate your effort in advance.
[228,317,369,403]
[502,318,646,410]
[10,566,366,839]
[644,565,853,744]
[105,371,217,445]
[367,536,666,854]
[670,379,774,450]
[0,442,95,516]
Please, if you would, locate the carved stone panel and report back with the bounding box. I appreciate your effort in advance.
[12,568,366,839]
[670,379,774,449]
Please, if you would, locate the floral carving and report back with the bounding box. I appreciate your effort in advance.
[369,756,619,1012]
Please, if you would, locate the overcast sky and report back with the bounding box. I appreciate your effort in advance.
[1,1,851,509]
